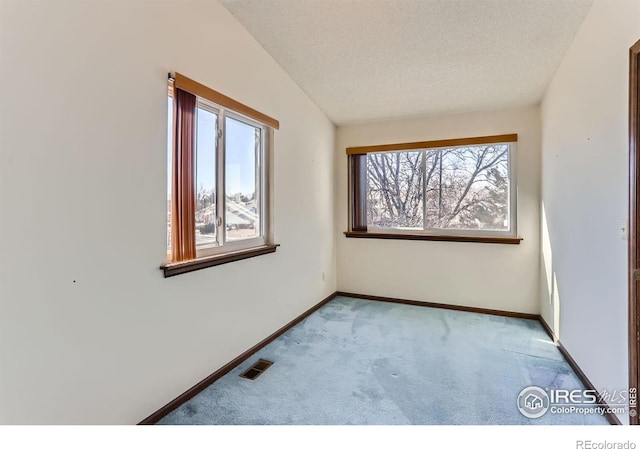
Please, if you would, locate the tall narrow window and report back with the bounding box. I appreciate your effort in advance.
[164,73,279,276]
[347,134,520,244]
[195,104,218,249]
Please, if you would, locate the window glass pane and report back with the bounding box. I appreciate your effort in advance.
[195,107,218,247]
[366,151,424,229]
[225,116,260,241]
[167,96,173,252]
[431,144,510,231]
[423,149,442,227]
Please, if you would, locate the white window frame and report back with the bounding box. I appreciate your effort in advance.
[193,98,268,259]
[363,141,518,238]
[167,93,270,261]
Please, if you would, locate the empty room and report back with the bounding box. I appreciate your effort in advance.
[1,0,640,442]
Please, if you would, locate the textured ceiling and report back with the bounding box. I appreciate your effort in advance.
[220,0,593,125]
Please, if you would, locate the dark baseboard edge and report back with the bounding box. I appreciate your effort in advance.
[537,315,558,343]
[538,317,622,426]
[335,291,539,320]
[138,291,339,425]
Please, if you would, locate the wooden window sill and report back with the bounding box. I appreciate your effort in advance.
[162,244,280,278]
[344,231,522,245]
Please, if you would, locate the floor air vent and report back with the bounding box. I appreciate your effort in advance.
[240,359,273,380]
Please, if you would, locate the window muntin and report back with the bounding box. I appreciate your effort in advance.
[354,142,516,237]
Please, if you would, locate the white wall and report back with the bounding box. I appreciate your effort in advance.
[0,0,335,424]
[540,0,640,422]
[335,106,541,314]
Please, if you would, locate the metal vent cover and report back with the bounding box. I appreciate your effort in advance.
[240,359,273,380]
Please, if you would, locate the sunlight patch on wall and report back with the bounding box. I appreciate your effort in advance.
[541,202,560,338]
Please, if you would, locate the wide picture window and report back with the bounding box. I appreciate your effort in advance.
[164,73,279,277]
[346,135,521,244]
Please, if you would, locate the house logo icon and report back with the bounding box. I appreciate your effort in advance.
[517,386,550,418]
[525,394,543,409]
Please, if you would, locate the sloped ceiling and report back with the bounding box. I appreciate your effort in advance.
[220,0,592,125]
